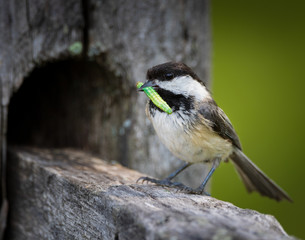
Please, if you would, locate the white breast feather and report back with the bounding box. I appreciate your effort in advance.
[148,109,233,163]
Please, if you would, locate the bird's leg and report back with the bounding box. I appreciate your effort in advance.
[184,158,221,195]
[165,162,193,180]
[137,162,193,188]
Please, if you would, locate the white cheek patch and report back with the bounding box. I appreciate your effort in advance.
[156,76,211,101]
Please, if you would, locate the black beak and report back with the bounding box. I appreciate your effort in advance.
[138,81,157,91]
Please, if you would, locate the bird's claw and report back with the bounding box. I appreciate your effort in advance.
[137,176,210,196]
[136,176,174,187]
[183,187,211,196]
[136,176,151,184]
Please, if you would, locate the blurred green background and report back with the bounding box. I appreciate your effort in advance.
[211,0,305,238]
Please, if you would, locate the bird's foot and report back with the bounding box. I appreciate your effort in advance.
[137,176,176,187]
[181,187,211,196]
[137,176,210,196]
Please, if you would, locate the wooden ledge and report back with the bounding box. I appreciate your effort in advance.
[6,147,293,240]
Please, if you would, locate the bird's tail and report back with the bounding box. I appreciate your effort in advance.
[230,148,292,202]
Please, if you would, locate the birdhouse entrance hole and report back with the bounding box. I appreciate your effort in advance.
[7,60,132,165]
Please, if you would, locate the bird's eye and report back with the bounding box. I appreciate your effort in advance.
[165,73,174,80]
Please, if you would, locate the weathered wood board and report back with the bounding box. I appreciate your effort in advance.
[6,147,293,240]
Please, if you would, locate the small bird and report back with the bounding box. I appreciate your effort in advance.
[138,62,292,202]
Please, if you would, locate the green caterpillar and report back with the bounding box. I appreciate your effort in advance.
[137,82,173,114]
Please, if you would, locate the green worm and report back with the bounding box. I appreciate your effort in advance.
[137,82,173,114]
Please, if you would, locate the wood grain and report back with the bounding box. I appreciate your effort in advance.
[6,147,293,240]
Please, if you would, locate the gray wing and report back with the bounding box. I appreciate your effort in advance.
[198,99,242,150]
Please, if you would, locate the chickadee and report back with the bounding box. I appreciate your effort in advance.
[138,62,292,202]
